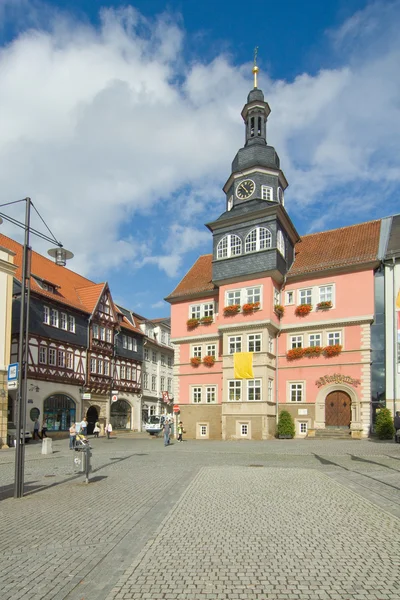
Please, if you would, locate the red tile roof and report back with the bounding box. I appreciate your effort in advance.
[166,220,382,299]
[0,233,143,334]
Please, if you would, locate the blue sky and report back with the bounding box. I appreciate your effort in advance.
[0,0,399,317]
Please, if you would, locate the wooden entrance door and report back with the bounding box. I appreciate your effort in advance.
[325,391,351,426]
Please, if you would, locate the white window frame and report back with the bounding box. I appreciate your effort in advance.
[327,331,342,346]
[48,348,57,366]
[274,288,280,306]
[246,286,261,304]
[299,288,312,305]
[228,380,242,402]
[199,424,208,437]
[160,376,165,390]
[66,352,73,370]
[309,333,322,347]
[192,345,202,359]
[206,386,217,403]
[226,289,241,306]
[50,308,59,328]
[39,346,47,364]
[68,315,75,333]
[143,373,149,389]
[90,357,96,373]
[240,423,249,437]
[167,356,173,368]
[190,303,214,319]
[245,227,272,253]
[60,313,67,330]
[277,230,285,257]
[43,306,50,325]
[151,375,157,391]
[248,333,261,353]
[152,351,157,364]
[247,379,261,401]
[319,284,334,304]
[290,335,303,349]
[228,336,242,354]
[120,364,126,379]
[144,348,149,361]
[285,291,294,305]
[299,422,308,435]
[58,350,65,368]
[167,378,172,393]
[268,379,273,402]
[227,195,233,211]
[206,344,216,357]
[289,382,304,403]
[268,336,274,354]
[261,185,273,201]
[216,234,242,259]
[225,286,262,308]
[103,360,109,376]
[192,387,202,403]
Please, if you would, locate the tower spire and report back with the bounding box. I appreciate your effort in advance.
[252,46,259,88]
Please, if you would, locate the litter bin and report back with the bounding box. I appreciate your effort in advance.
[73,445,92,482]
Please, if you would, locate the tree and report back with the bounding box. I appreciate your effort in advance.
[375,408,395,440]
[277,410,295,438]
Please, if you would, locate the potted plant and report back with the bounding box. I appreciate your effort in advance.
[190,356,201,366]
[316,301,332,310]
[374,408,395,440]
[323,344,342,357]
[295,304,312,317]
[277,410,295,439]
[187,318,200,329]
[274,304,284,318]
[203,355,215,366]
[200,316,213,324]
[303,345,323,357]
[223,304,241,315]
[286,347,306,360]
[242,302,260,313]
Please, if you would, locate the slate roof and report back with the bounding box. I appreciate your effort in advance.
[386,214,400,258]
[0,233,143,335]
[166,220,382,300]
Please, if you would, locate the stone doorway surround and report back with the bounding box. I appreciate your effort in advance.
[315,383,362,432]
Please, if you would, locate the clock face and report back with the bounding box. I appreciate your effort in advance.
[236,179,255,200]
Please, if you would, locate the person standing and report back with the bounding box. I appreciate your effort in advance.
[163,420,171,447]
[69,423,77,449]
[80,418,87,436]
[33,418,40,440]
[106,422,112,439]
[41,418,48,439]
[177,421,184,442]
[93,421,100,438]
[394,411,400,442]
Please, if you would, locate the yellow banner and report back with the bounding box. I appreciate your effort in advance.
[234,352,254,379]
[396,289,400,309]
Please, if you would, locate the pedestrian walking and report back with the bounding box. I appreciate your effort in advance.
[394,411,400,442]
[177,421,184,442]
[41,418,48,439]
[33,418,40,440]
[163,419,171,446]
[69,422,77,449]
[93,421,100,438]
[80,418,88,436]
[106,422,112,439]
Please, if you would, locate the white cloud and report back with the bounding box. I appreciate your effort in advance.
[0,0,399,278]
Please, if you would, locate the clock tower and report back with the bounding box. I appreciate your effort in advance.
[206,61,299,286]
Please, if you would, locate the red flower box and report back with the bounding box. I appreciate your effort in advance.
[323,344,342,357]
[274,304,284,318]
[317,301,332,310]
[203,355,215,366]
[286,347,306,360]
[242,302,260,313]
[187,318,200,328]
[303,346,323,357]
[190,357,201,366]
[223,304,241,315]
[200,316,213,324]
[295,304,312,317]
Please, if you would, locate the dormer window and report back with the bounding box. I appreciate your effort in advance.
[227,195,233,211]
[245,227,272,252]
[261,186,273,201]
[217,234,242,259]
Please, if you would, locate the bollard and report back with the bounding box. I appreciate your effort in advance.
[41,437,53,454]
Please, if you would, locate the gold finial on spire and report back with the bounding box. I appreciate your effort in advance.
[252,46,259,88]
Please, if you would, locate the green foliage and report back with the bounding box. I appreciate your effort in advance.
[375,408,395,439]
[277,410,295,438]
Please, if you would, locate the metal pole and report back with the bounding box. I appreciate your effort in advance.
[14,198,31,499]
[393,259,398,419]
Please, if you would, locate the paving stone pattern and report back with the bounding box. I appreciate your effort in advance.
[1,437,400,600]
[107,466,400,600]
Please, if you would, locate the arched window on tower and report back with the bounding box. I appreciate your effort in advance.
[217,234,242,259]
[245,227,272,253]
[250,117,255,137]
[258,117,262,136]
[277,230,286,258]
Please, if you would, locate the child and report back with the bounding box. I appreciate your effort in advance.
[177,421,184,442]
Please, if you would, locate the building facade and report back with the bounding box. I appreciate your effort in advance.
[0,245,16,447]
[167,74,386,440]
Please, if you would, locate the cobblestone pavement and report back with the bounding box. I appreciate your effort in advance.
[1,436,400,600]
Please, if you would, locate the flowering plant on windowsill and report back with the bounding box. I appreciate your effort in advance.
[242,302,260,313]
[187,318,200,329]
[223,304,241,315]
[286,347,306,360]
[316,301,332,310]
[190,357,201,366]
[303,346,323,357]
[200,316,213,324]
[274,304,284,318]
[295,304,312,317]
[203,355,216,366]
[323,344,342,357]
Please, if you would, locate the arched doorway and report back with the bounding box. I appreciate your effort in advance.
[111,399,131,430]
[44,394,76,431]
[86,406,99,435]
[325,391,351,427]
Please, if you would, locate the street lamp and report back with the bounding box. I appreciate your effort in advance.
[0,197,73,498]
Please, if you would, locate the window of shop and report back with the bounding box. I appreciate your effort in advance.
[43,394,76,431]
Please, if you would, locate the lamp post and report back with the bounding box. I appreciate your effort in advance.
[0,197,73,498]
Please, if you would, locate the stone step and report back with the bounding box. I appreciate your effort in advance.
[314,428,351,439]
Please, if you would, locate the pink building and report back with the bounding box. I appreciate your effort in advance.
[166,73,381,440]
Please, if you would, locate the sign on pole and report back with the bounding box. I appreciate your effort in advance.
[173,405,180,413]
[111,394,118,403]
[7,363,19,390]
